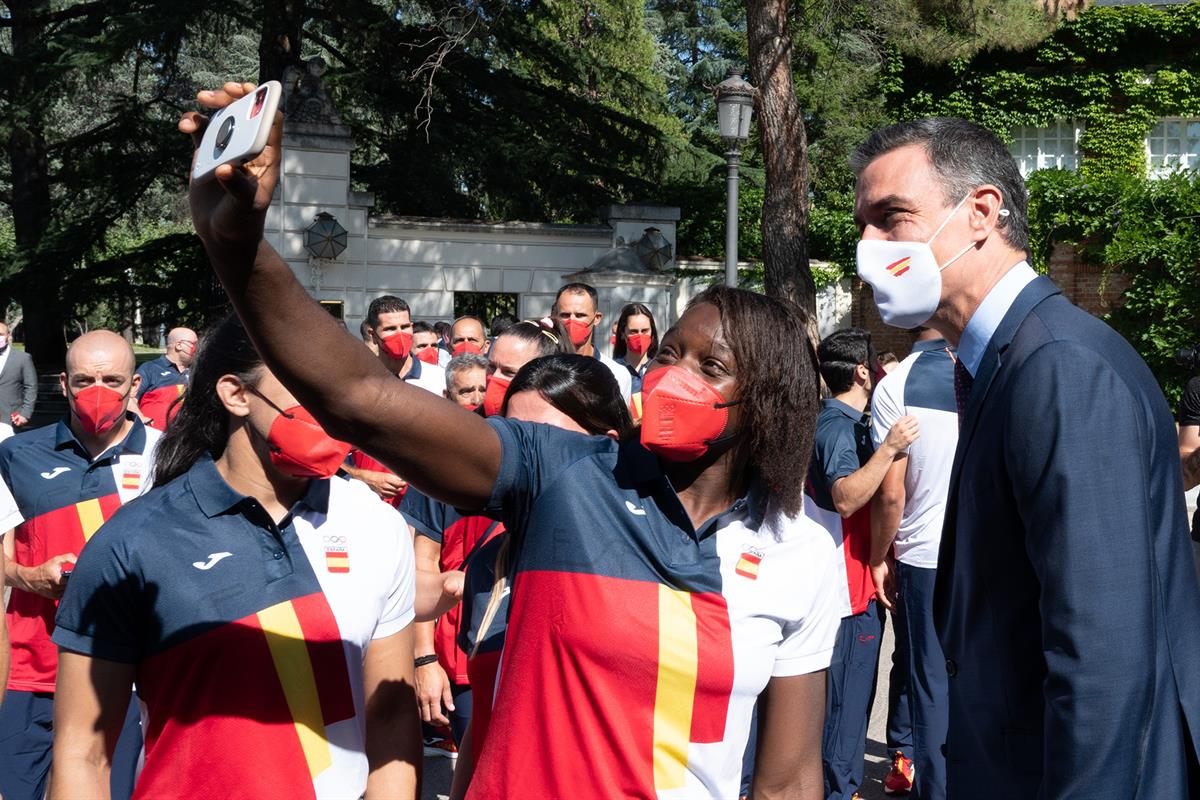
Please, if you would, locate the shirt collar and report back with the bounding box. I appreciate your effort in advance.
[911,337,951,354]
[54,414,148,459]
[403,354,423,380]
[957,261,1038,376]
[822,397,867,422]
[189,454,331,520]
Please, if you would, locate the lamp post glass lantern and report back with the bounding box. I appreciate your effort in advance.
[304,212,348,260]
[716,69,754,288]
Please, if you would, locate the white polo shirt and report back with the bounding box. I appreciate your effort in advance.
[870,340,960,568]
[598,353,632,402]
[401,356,446,396]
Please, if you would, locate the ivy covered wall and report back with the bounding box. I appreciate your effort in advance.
[836,3,1200,401]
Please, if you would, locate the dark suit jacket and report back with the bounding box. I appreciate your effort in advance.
[0,348,37,422]
[935,276,1200,798]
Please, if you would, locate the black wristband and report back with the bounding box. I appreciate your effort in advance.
[414,654,439,668]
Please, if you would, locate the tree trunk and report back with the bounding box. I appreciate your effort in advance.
[7,0,67,369]
[746,0,816,318]
[259,0,306,81]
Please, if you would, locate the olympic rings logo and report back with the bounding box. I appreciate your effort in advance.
[323,535,348,544]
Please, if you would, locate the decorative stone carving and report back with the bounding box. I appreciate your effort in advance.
[282,57,343,126]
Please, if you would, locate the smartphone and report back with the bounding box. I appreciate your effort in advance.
[191,81,282,183]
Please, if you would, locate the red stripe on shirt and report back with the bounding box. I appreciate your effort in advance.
[291,592,356,726]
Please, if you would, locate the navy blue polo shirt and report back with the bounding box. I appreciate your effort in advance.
[0,416,158,692]
[134,354,188,430]
[52,455,414,798]
[807,398,874,513]
[613,354,649,393]
[467,416,844,798]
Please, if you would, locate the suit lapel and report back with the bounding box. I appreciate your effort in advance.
[937,277,1062,608]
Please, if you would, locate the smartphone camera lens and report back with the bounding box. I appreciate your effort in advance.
[214,116,236,156]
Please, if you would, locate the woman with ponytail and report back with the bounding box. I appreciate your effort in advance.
[50,315,424,800]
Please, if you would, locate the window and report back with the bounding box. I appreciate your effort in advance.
[319,300,344,319]
[454,292,519,324]
[1008,121,1082,177]
[1145,118,1200,178]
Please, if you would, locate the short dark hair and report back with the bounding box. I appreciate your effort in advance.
[818,328,873,395]
[849,117,1028,252]
[501,354,633,439]
[412,321,433,335]
[358,320,372,342]
[433,321,452,341]
[612,302,659,361]
[554,282,598,310]
[366,295,410,329]
[878,352,899,366]
[685,286,821,517]
[489,313,519,337]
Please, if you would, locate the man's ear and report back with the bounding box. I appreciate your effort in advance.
[855,363,871,386]
[594,310,603,325]
[130,373,142,396]
[59,372,68,399]
[442,389,450,400]
[968,184,1004,240]
[482,339,491,355]
[216,375,251,418]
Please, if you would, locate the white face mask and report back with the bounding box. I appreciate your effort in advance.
[856,193,978,329]
[0,336,9,350]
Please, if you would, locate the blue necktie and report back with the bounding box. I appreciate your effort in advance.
[954,359,974,427]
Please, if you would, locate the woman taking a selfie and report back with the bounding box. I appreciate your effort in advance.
[183,81,843,800]
[48,315,422,800]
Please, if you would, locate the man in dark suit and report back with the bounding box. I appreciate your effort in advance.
[850,117,1200,798]
[0,322,37,434]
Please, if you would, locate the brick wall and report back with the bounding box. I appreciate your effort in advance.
[1046,242,1131,317]
[848,244,1131,358]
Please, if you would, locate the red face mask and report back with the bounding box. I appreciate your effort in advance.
[563,319,593,348]
[483,375,511,417]
[263,402,353,478]
[452,341,482,356]
[70,385,129,436]
[414,347,440,365]
[639,366,739,462]
[625,333,653,355]
[378,331,413,361]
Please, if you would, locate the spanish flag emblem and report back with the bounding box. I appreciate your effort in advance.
[325,547,349,574]
[885,256,912,277]
[735,549,763,580]
[121,470,141,490]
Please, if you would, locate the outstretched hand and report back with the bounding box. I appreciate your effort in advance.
[179,82,283,264]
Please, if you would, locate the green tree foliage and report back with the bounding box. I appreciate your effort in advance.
[1026,168,1200,404]
[0,0,214,365]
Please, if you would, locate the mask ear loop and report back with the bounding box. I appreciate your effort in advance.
[247,386,296,420]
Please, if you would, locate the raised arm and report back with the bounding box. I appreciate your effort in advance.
[179,83,499,508]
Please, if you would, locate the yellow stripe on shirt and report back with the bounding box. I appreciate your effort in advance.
[257,600,333,779]
[652,586,698,791]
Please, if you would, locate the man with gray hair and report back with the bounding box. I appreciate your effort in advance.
[851,117,1200,798]
[444,353,487,411]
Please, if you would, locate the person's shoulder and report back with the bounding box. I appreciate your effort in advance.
[330,474,402,519]
[9,348,32,365]
[488,416,618,466]
[761,497,842,563]
[0,423,58,461]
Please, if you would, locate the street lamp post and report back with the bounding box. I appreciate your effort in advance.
[715,68,754,288]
